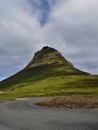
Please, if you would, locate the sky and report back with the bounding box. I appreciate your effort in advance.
[0,0,97,81]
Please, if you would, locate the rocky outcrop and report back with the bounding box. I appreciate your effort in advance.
[26,46,72,69]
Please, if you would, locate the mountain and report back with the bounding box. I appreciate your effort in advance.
[0,46,88,88]
[0,46,98,99]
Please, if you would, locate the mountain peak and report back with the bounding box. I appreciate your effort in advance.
[41,46,56,51]
[26,46,72,69]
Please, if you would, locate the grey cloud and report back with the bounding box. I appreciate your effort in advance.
[0,0,97,80]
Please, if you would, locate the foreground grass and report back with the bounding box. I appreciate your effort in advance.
[0,75,98,100]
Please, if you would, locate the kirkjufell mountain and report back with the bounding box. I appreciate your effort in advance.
[0,46,97,98]
[0,46,89,89]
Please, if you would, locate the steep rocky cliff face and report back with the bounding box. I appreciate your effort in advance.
[25,46,73,69]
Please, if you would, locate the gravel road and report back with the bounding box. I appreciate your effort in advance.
[0,98,98,130]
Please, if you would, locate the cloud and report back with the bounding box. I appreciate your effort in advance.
[0,0,97,80]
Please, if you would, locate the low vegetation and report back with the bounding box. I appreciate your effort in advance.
[36,95,98,109]
[0,65,98,100]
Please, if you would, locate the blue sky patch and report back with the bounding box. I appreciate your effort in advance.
[29,0,51,26]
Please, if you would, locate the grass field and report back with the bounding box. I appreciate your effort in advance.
[0,64,98,100]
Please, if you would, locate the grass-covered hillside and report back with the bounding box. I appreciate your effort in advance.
[0,46,98,100]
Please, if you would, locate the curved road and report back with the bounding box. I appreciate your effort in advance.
[0,98,98,130]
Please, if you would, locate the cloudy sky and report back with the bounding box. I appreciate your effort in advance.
[0,0,97,81]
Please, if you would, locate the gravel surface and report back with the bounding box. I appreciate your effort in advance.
[0,97,98,130]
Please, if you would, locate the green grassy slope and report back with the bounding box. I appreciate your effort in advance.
[0,64,98,100]
[0,63,88,89]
